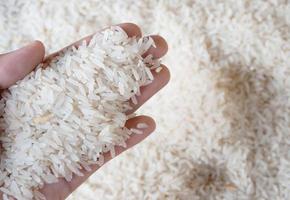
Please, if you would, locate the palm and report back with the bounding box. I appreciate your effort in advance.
[0,23,169,200]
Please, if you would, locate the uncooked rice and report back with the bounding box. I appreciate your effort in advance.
[0,26,159,199]
[129,128,143,135]
[155,67,163,73]
[136,123,148,129]
[1,0,290,200]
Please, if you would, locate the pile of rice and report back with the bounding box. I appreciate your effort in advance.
[1,0,290,200]
[0,26,159,199]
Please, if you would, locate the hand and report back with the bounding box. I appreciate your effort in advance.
[0,23,170,200]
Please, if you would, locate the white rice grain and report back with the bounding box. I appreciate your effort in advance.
[155,67,163,73]
[0,26,158,199]
[136,123,148,129]
[130,128,143,135]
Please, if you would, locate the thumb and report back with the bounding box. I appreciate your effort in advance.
[0,41,45,89]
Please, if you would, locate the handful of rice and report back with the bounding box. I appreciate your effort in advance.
[0,26,159,199]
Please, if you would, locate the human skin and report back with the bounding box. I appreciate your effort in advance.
[0,23,170,200]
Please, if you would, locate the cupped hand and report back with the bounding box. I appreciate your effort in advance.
[0,23,170,200]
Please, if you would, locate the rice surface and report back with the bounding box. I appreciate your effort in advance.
[1,0,290,200]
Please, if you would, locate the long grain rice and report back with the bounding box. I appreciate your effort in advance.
[0,26,159,199]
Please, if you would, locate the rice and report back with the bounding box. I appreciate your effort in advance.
[136,123,148,129]
[155,67,163,73]
[129,128,143,135]
[2,0,290,200]
[0,26,159,199]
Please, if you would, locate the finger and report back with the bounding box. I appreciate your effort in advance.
[143,35,168,59]
[128,64,170,114]
[40,115,155,200]
[118,22,142,38]
[0,41,45,89]
[44,22,142,64]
